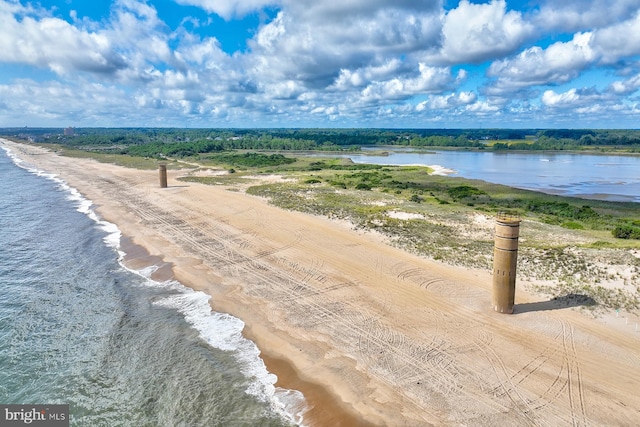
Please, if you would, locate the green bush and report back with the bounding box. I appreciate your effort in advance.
[447,185,486,200]
[328,180,347,189]
[612,225,640,239]
[210,152,296,168]
[526,200,600,221]
[563,221,584,230]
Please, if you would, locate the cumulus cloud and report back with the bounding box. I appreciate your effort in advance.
[486,32,596,96]
[0,2,126,75]
[289,0,440,20]
[484,9,640,99]
[0,79,136,125]
[434,0,534,64]
[173,0,278,20]
[541,88,583,107]
[591,11,640,63]
[247,6,441,87]
[331,60,404,90]
[415,91,477,111]
[1,0,640,127]
[360,64,456,103]
[609,73,640,94]
[534,0,640,32]
[540,86,630,120]
[465,100,500,113]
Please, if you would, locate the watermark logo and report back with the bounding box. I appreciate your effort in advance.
[1,405,68,426]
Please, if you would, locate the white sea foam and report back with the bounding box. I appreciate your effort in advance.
[2,144,308,425]
[153,288,308,426]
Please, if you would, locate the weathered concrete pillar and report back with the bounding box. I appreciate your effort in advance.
[492,214,521,314]
[159,163,168,188]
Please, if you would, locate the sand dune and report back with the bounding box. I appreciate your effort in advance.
[5,140,640,426]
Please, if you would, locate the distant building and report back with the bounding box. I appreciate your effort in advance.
[64,127,75,136]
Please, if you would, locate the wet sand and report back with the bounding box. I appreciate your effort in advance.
[4,140,640,427]
[120,235,367,426]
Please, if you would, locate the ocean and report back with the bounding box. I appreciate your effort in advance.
[0,146,304,426]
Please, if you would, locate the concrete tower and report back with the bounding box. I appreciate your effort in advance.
[492,213,521,314]
[159,163,168,188]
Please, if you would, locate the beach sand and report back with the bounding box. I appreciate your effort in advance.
[4,139,640,426]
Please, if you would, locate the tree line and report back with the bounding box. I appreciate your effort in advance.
[3,127,640,154]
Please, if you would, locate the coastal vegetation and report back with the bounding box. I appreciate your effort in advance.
[4,129,640,312]
[177,151,640,312]
[5,127,640,153]
[192,158,640,312]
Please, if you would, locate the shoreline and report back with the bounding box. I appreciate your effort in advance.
[120,235,366,427]
[3,140,640,426]
[0,141,320,426]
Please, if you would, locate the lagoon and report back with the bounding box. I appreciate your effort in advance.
[328,148,640,203]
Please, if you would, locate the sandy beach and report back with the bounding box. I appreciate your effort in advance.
[4,139,640,426]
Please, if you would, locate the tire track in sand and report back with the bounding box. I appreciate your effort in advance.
[561,320,588,427]
[100,178,595,425]
[108,183,513,421]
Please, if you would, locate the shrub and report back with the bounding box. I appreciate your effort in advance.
[563,221,584,230]
[211,152,296,168]
[447,185,486,200]
[612,225,640,239]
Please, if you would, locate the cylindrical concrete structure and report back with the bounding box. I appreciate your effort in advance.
[159,164,168,188]
[492,214,521,314]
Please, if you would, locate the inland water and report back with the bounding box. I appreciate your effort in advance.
[341,148,640,203]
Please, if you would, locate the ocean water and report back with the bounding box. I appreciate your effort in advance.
[0,146,304,426]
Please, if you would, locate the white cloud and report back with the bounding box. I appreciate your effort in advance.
[175,38,228,69]
[360,64,456,103]
[541,87,618,112]
[416,91,477,111]
[1,0,640,127]
[0,79,135,125]
[173,0,278,20]
[485,9,640,99]
[0,3,125,75]
[486,32,595,95]
[288,0,440,20]
[541,89,582,107]
[465,100,500,113]
[247,5,442,87]
[332,60,403,90]
[533,85,640,126]
[534,0,640,32]
[591,11,640,63]
[609,73,640,94]
[435,0,534,64]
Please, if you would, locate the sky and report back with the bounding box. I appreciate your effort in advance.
[0,0,639,129]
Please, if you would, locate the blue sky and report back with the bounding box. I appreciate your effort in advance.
[1,0,639,128]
